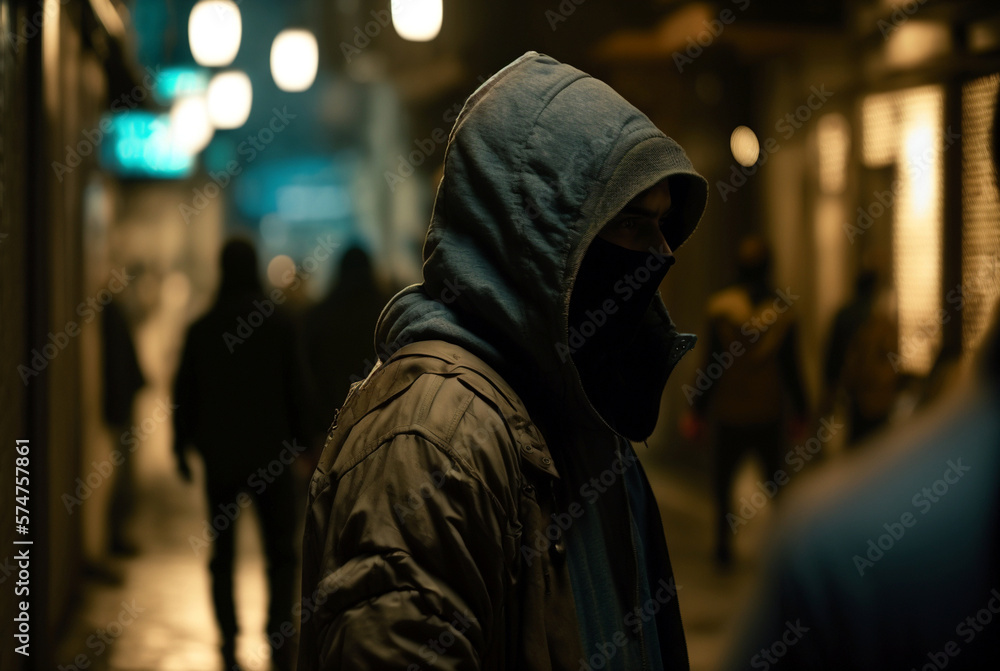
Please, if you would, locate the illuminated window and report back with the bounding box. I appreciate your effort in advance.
[817,113,849,195]
[814,113,851,328]
[861,85,944,375]
[862,93,897,168]
[961,74,1000,357]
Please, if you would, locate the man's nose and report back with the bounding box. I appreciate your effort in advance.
[649,226,673,260]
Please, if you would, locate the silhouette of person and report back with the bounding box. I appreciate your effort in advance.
[301,246,385,445]
[822,264,899,445]
[173,238,307,671]
[102,296,146,556]
[685,235,808,566]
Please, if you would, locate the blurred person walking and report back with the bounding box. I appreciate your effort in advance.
[173,238,309,671]
[298,52,708,671]
[822,263,899,445]
[301,245,385,447]
[683,236,808,567]
[102,296,146,557]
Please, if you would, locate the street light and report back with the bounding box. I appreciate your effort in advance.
[189,0,242,67]
[270,29,319,92]
[207,71,253,129]
[391,0,442,42]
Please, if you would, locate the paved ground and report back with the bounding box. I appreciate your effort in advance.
[645,460,772,671]
[55,429,274,670]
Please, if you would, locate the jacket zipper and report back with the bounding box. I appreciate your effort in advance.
[637,443,690,671]
[619,437,650,671]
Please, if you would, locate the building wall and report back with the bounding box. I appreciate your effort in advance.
[1,0,31,669]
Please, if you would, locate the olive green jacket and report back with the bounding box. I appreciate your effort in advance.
[298,340,689,671]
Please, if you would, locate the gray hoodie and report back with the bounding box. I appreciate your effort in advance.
[375,51,707,436]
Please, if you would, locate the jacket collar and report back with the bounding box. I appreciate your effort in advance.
[338,339,562,480]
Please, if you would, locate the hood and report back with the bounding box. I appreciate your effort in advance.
[375,51,708,439]
[218,238,262,299]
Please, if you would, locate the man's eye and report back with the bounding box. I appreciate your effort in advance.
[616,218,640,230]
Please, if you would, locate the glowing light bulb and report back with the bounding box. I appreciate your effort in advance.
[730,126,760,167]
[170,95,214,154]
[189,0,242,67]
[391,0,442,42]
[270,29,319,92]
[207,71,252,129]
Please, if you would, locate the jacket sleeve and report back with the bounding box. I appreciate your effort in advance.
[302,431,509,670]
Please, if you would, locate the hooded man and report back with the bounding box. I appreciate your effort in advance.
[299,52,708,671]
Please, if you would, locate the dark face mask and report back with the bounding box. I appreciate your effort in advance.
[568,235,677,440]
[569,235,675,363]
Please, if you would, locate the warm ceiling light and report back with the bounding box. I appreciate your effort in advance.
[267,255,297,288]
[270,29,319,92]
[189,0,242,67]
[730,125,760,167]
[391,0,442,42]
[170,95,214,154]
[207,71,253,129]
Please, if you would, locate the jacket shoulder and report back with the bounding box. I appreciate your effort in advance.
[314,342,537,520]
